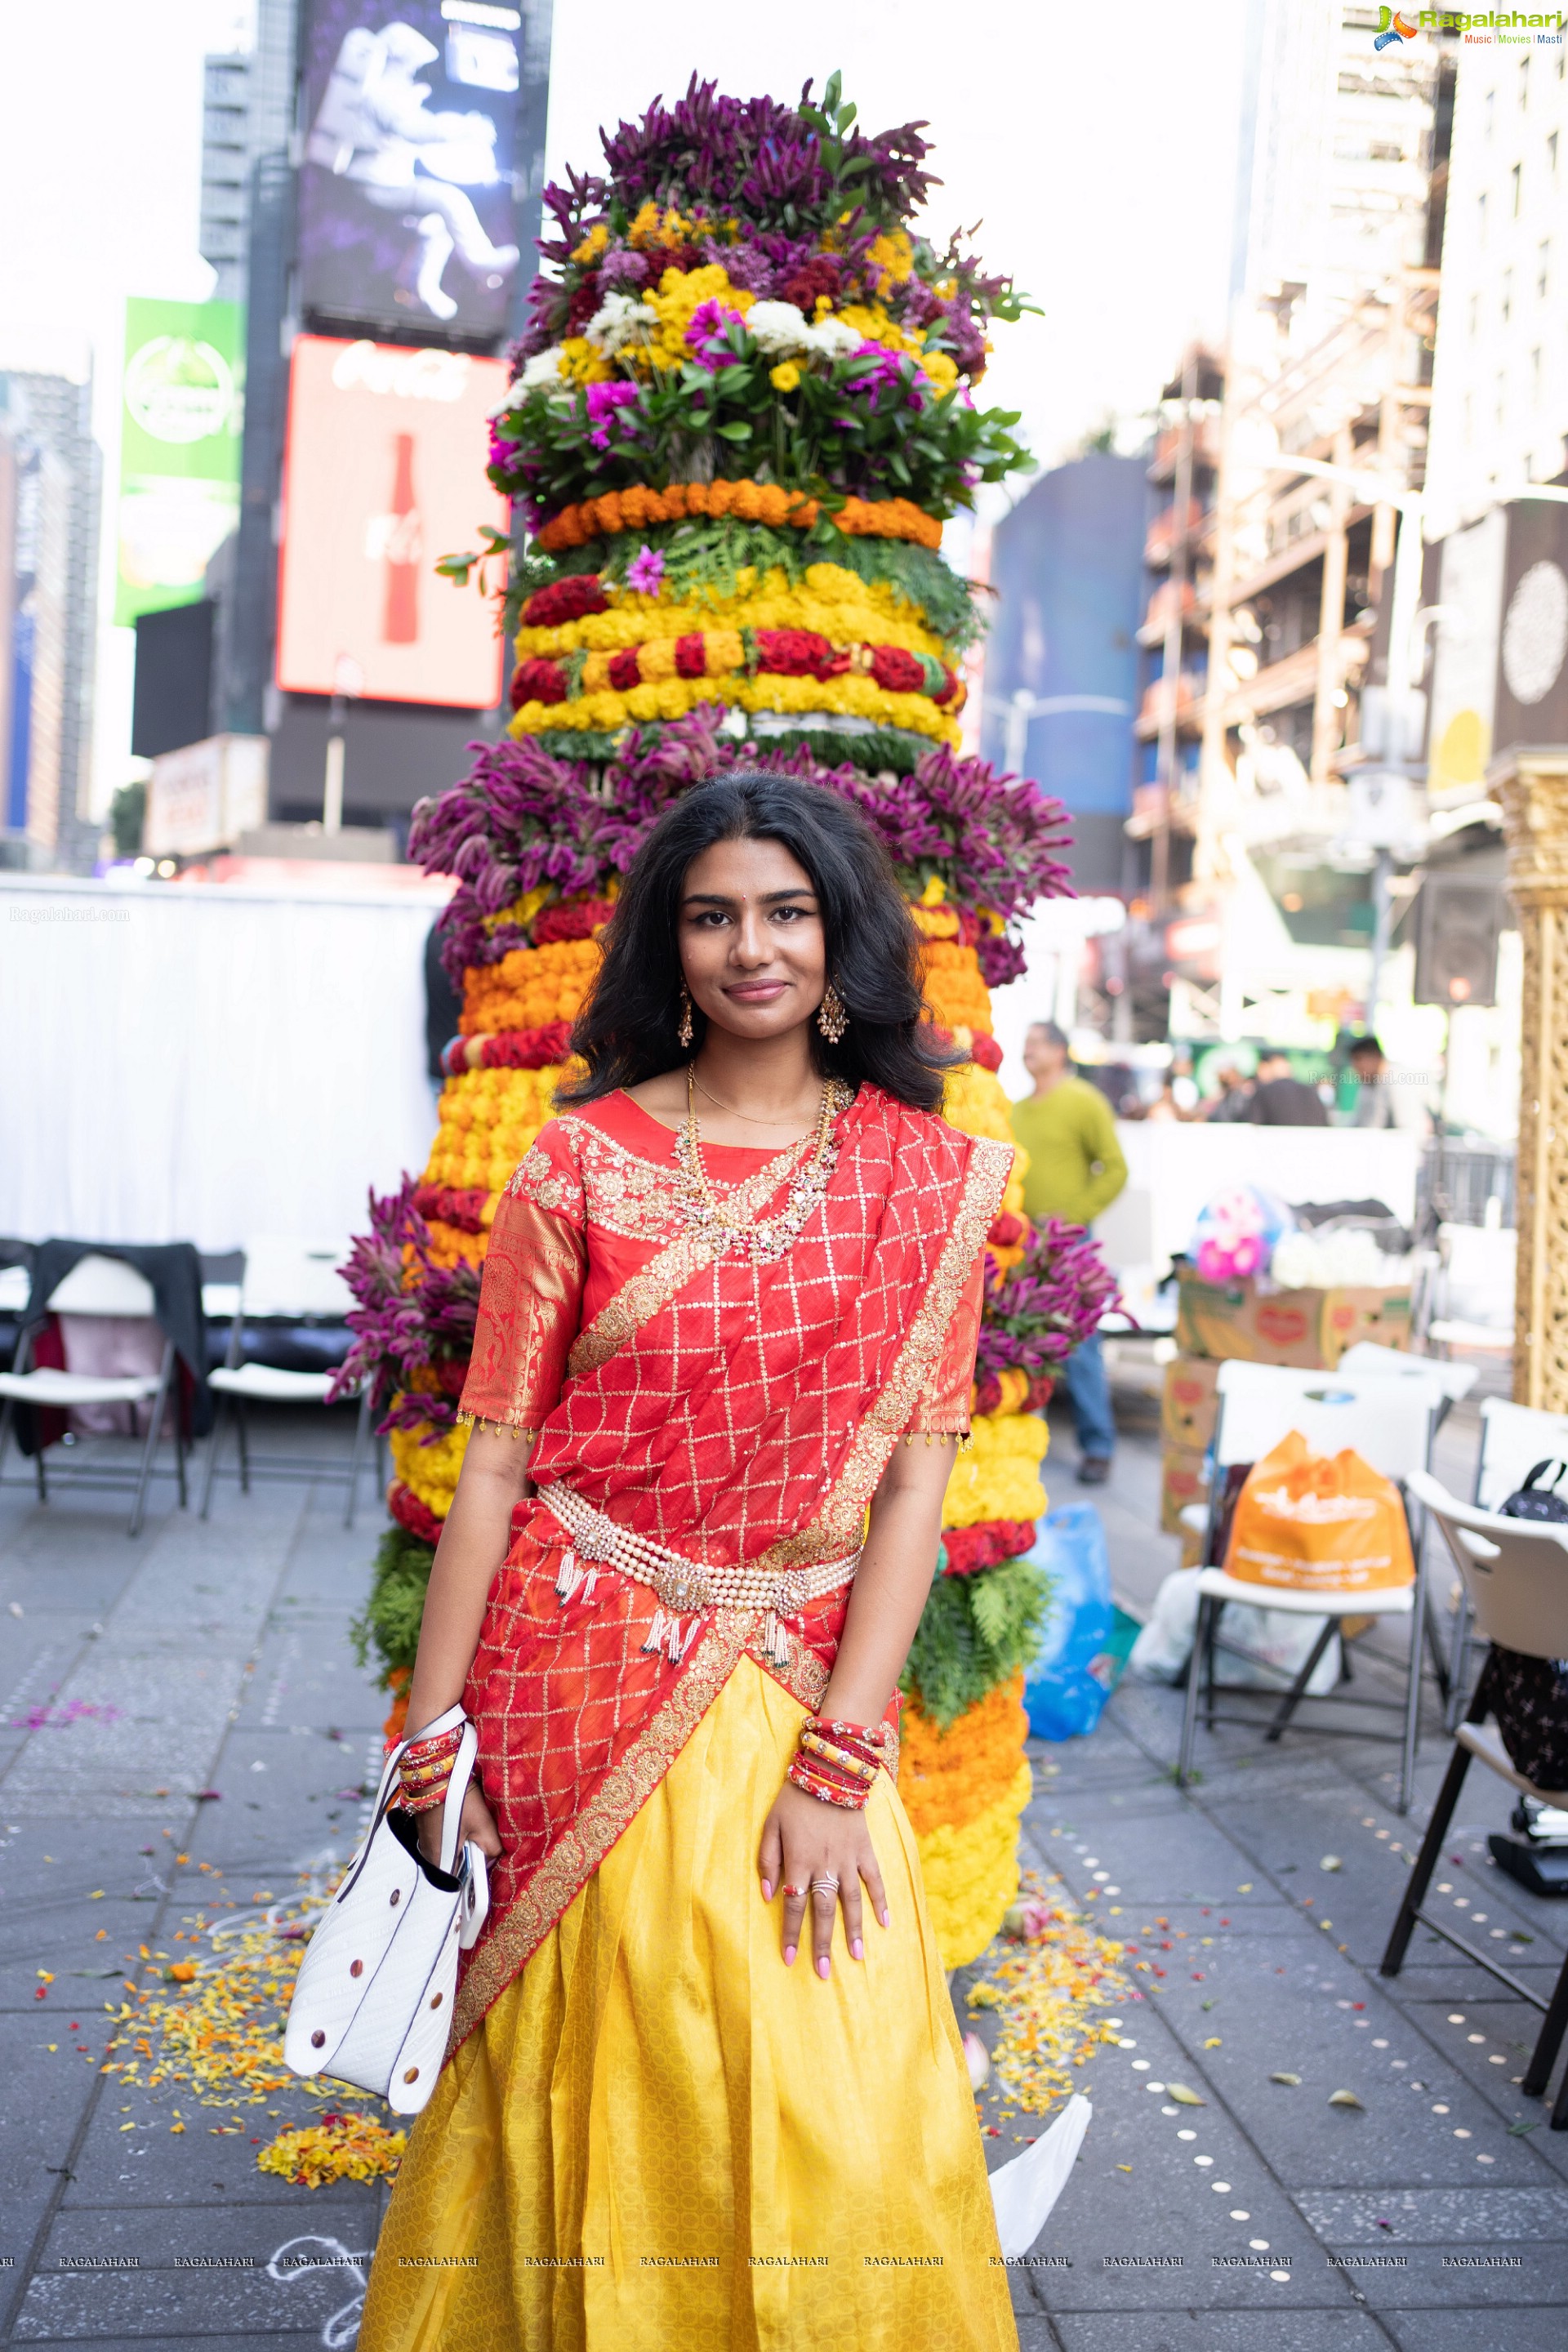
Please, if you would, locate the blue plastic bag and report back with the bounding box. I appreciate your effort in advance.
[1022,1503,1115,1742]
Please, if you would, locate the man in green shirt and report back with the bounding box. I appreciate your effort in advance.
[1010,1022,1128,1483]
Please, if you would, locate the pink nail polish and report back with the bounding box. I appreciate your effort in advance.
[761,1880,773,1901]
[851,1937,864,1961]
[817,1956,831,1979]
[783,1944,796,1965]
[879,1909,890,1928]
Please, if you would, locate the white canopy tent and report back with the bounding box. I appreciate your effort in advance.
[2,873,451,1253]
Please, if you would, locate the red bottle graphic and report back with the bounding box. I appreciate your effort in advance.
[382,433,421,644]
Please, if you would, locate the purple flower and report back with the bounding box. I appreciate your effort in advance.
[684,296,747,368]
[626,544,666,596]
[584,379,641,450]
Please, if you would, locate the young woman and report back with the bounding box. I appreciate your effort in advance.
[359,774,1019,2351]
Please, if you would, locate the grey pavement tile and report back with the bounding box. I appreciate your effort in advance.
[1382,2306,1568,2352]
[1294,2183,1568,2240]
[0,2011,93,2286]
[1049,2317,1396,2352]
[6,2339,349,2351]
[40,2199,373,2262]
[1317,2242,1568,2310]
[11,2237,374,2341]
[229,1619,384,1739]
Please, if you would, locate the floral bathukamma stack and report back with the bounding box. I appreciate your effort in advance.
[341,75,1113,1972]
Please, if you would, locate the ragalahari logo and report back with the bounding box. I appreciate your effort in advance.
[1374,7,1419,43]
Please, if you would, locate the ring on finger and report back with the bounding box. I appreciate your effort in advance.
[810,1873,840,1896]
[782,1882,809,1898]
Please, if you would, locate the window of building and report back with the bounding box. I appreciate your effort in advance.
[1503,268,1513,323]
[1541,240,1552,298]
[1550,131,1561,180]
[1512,161,1523,216]
[1486,89,1495,139]
[1478,189,1488,243]
[1532,347,1544,402]
[1470,291,1481,339]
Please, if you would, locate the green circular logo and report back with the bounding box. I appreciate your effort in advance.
[124,336,234,445]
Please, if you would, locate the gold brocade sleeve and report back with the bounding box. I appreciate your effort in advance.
[906,1241,987,1437]
[459,1132,587,1436]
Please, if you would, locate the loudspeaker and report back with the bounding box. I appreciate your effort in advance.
[1413,872,1502,1009]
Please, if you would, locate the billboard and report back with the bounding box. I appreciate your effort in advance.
[1494,496,1568,757]
[298,1,527,344]
[275,334,507,706]
[115,297,244,626]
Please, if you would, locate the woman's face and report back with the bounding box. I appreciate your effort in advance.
[677,834,827,1045]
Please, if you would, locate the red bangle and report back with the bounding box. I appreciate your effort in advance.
[787,1754,870,1811]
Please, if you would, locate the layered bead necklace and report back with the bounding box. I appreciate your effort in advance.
[673,1065,850,1264]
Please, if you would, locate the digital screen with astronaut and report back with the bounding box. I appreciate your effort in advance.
[297,0,527,345]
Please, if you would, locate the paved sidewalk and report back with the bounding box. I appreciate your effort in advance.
[2,1410,1566,2351]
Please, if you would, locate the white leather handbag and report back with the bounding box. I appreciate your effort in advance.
[284,1704,490,2115]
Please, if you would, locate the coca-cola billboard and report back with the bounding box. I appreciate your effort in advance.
[275,333,509,706]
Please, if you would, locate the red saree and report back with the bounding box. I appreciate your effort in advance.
[449,1083,1011,2048]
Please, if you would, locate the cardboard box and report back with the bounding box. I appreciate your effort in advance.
[1176,1275,1412,1370]
[1162,1355,1221,1451]
[1160,1443,1210,1536]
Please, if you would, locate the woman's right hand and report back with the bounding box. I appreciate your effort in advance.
[415,1779,503,1869]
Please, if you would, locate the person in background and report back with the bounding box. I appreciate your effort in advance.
[1205,1057,1255,1121]
[1249,1048,1329,1127]
[1010,1021,1127,1486]
[1346,1034,1396,1128]
[1169,1049,1200,1116]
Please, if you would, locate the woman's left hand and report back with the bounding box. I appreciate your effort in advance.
[758,1780,889,1977]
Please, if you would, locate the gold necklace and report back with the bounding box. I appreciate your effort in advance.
[693,1071,820,1137]
[675,1065,848,1263]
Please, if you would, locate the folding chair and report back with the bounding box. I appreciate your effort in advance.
[1422,1223,1516,1359]
[1176,1362,1441,1812]
[1382,1471,1568,2129]
[0,1254,189,1537]
[198,1239,376,1529]
[1441,1397,1568,1728]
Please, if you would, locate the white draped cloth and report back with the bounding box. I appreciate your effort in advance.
[2,875,450,1254]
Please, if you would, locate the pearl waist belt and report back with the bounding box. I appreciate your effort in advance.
[535,1481,859,1666]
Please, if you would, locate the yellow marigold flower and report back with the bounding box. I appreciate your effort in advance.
[922,349,960,394]
[571,222,609,264]
[769,360,801,392]
[866,229,915,287]
[638,637,677,681]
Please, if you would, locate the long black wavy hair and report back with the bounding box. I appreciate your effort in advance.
[559,773,957,1112]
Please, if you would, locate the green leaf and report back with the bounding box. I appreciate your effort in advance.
[714,421,753,443]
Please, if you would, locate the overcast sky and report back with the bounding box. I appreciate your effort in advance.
[0,0,1245,801]
[0,0,1246,466]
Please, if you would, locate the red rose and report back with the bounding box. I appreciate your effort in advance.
[511,657,568,708]
[608,648,641,692]
[521,576,609,628]
[869,645,926,695]
[675,632,707,678]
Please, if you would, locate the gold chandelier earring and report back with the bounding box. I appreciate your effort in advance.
[817,982,848,1045]
[677,987,694,1050]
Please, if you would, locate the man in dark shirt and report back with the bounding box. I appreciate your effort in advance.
[1249,1050,1328,1127]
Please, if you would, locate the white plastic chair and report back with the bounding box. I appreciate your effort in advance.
[198,1241,376,1529]
[1437,1396,1568,1726]
[1424,1223,1516,1356]
[0,1255,187,1536]
[1176,1361,1439,1811]
[1383,1471,1568,2129]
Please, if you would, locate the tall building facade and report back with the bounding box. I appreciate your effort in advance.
[0,373,102,865]
[982,454,1147,897]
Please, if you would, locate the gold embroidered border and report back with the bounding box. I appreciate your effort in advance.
[566,1135,810,1378]
[752,1136,1014,1571]
[448,1611,755,2050]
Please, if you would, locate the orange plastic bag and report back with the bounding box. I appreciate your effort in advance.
[1224,1430,1414,1593]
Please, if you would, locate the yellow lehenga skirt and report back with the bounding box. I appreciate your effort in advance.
[359,1655,1018,2351]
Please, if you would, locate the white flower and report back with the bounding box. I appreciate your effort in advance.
[803,315,863,360]
[585,294,657,355]
[516,346,566,390]
[744,300,814,357]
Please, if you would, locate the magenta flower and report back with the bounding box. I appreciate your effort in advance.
[584,380,640,449]
[626,544,666,596]
[684,296,746,368]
